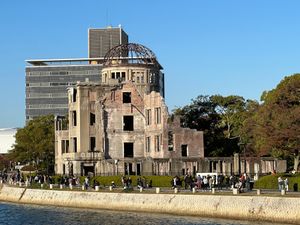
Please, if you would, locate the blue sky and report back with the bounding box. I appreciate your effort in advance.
[1,1,300,128]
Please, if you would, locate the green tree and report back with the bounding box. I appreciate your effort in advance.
[8,115,55,174]
[252,74,300,170]
[174,95,250,156]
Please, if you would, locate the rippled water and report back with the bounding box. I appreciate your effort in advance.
[0,202,276,225]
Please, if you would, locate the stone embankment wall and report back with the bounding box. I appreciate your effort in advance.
[0,185,299,224]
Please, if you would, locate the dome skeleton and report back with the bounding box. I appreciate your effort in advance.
[103,43,162,69]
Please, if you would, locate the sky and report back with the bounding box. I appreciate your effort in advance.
[1,1,300,128]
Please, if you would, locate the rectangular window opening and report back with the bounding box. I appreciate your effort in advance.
[72,111,77,126]
[73,137,77,153]
[123,92,131,103]
[123,116,134,131]
[72,88,77,102]
[181,144,188,157]
[146,109,151,125]
[90,113,95,126]
[155,107,161,124]
[155,135,160,152]
[124,142,134,158]
[90,137,96,151]
[146,137,151,152]
[121,72,126,81]
[168,131,174,151]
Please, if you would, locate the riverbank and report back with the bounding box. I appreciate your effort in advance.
[0,185,299,224]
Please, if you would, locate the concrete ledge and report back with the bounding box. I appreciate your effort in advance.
[0,185,299,224]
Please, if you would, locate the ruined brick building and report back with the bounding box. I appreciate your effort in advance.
[55,43,204,176]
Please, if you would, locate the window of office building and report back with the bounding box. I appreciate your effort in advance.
[123,116,134,131]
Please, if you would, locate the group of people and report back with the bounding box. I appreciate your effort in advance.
[277,176,289,191]
[171,173,252,192]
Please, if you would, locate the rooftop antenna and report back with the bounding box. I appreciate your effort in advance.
[119,24,122,44]
[106,9,111,28]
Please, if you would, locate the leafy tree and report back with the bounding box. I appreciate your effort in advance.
[252,74,300,170]
[174,95,249,156]
[210,95,246,139]
[8,115,55,174]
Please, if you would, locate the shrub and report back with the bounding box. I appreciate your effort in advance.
[254,173,300,190]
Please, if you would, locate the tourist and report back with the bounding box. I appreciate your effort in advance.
[284,178,289,191]
[203,176,208,190]
[84,176,89,190]
[278,177,283,191]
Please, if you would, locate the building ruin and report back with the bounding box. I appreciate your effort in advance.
[55,43,204,176]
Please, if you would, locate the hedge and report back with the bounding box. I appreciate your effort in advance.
[254,173,300,190]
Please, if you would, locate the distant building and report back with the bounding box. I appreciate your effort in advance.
[25,26,128,122]
[55,43,204,176]
[88,26,128,58]
[0,128,17,154]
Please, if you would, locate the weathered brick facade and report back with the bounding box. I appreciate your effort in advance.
[55,44,204,176]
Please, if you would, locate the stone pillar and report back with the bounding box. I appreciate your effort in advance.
[174,188,178,194]
[233,188,239,195]
[156,187,160,194]
[233,153,240,175]
[50,184,53,189]
[211,188,216,194]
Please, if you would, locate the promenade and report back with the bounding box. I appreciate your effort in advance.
[0,184,300,224]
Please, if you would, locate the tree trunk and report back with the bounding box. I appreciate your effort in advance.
[294,155,299,172]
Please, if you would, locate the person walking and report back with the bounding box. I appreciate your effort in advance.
[278,177,283,191]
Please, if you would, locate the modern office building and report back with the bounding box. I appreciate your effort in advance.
[25,27,128,121]
[88,26,128,58]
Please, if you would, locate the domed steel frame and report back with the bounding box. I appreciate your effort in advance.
[103,43,162,69]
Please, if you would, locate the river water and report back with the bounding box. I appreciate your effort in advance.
[0,202,276,225]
